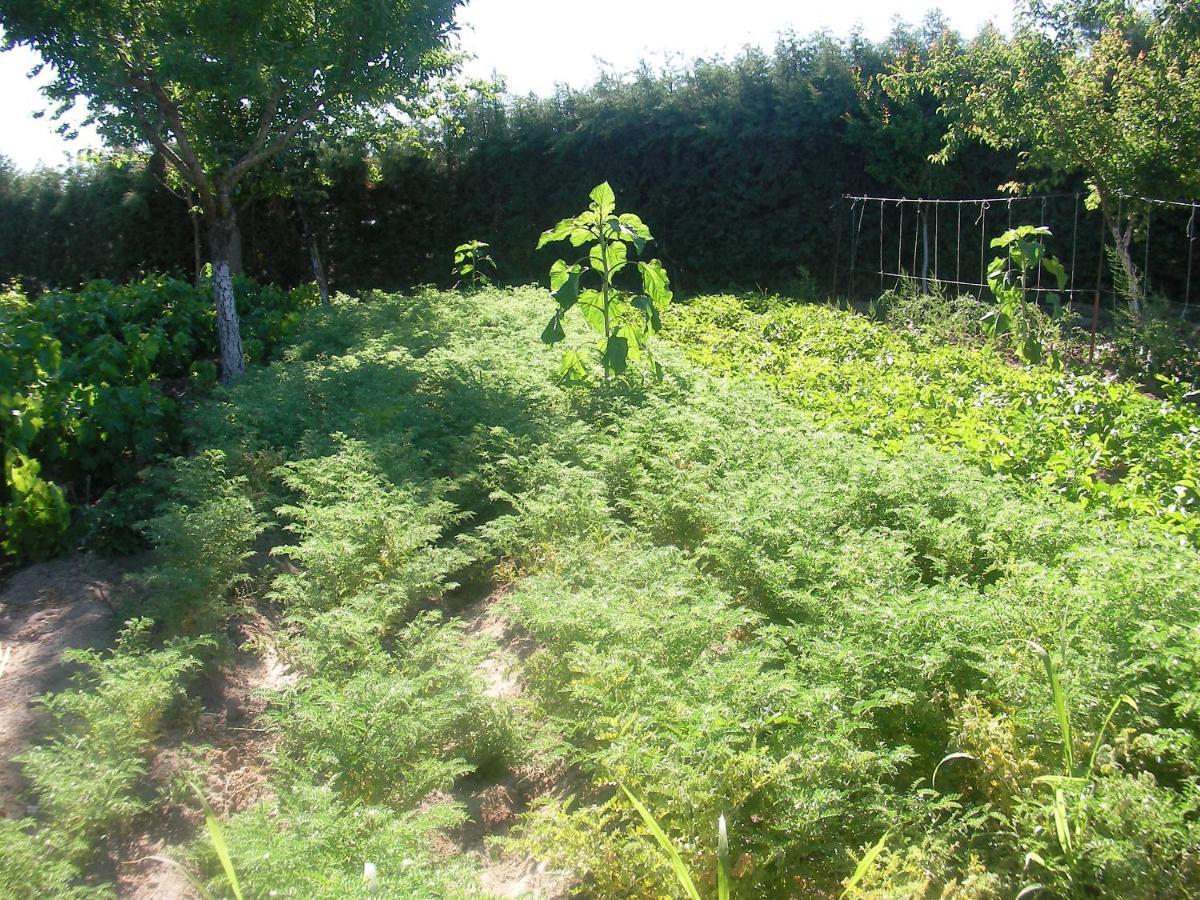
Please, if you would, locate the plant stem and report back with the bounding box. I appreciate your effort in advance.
[600,224,611,379]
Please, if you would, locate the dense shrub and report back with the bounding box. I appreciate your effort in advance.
[0,275,317,561]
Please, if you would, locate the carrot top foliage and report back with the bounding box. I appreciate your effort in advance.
[4,286,1200,898]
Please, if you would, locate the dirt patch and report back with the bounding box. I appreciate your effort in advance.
[114,609,294,899]
[453,588,571,899]
[0,554,132,818]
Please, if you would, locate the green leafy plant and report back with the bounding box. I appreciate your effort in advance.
[983,225,1067,367]
[537,182,673,381]
[451,240,496,290]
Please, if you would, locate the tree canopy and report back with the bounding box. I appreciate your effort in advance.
[0,0,464,376]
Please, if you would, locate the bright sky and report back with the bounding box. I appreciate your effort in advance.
[0,1,1012,171]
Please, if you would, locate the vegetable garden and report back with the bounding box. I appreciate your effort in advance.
[2,0,1200,897]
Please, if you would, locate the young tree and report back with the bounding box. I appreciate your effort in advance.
[882,0,1200,318]
[0,0,463,378]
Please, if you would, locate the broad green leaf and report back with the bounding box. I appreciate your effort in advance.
[550,260,582,310]
[619,212,653,241]
[602,335,629,374]
[1042,256,1067,289]
[537,217,577,249]
[589,182,617,217]
[617,321,646,355]
[541,314,566,344]
[638,259,673,305]
[631,295,663,333]
[578,289,607,334]
[589,241,627,277]
[557,349,588,383]
[569,227,596,247]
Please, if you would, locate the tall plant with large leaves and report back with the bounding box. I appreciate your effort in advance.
[537,182,673,382]
[0,0,462,379]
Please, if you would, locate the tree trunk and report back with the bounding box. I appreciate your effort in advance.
[309,233,331,305]
[1102,199,1142,321]
[208,208,247,381]
[295,198,330,305]
[191,205,203,287]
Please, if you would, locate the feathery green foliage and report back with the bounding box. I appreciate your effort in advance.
[8,286,1200,898]
[671,294,1200,543]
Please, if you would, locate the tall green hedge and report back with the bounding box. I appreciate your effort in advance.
[0,26,1024,296]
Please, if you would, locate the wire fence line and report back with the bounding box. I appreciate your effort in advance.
[833,192,1200,320]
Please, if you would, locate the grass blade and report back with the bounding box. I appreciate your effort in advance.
[1085,695,1137,779]
[931,751,977,789]
[841,829,891,898]
[1052,788,1073,855]
[717,813,731,900]
[620,784,701,900]
[192,783,244,900]
[1027,640,1073,772]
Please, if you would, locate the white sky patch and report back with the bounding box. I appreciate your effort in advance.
[0,1,1013,170]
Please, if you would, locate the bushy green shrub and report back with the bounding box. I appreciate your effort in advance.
[131,451,265,634]
[204,783,479,899]
[0,818,107,899]
[271,614,511,807]
[0,275,316,561]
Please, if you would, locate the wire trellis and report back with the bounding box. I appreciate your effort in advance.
[837,193,1200,323]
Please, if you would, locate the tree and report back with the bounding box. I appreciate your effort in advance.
[882,0,1200,318]
[0,0,463,378]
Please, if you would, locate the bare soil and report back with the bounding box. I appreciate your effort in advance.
[115,609,294,899]
[454,588,571,899]
[0,554,130,818]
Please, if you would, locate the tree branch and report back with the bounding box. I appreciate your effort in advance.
[225,96,323,187]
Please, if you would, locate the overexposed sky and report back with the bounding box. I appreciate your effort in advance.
[0,0,1012,171]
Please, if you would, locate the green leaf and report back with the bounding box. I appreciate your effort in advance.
[557,350,588,383]
[1026,640,1073,772]
[932,752,978,789]
[589,182,617,217]
[841,830,892,898]
[631,295,663,333]
[619,212,653,241]
[717,814,731,900]
[193,783,244,900]
[1042,256,1067,289]
[577,289,607,334]
[639,259,673,306]
[590,241,627,278]
[550,260,582,310]
[541,314,566,344]
[537,218,577,249]
[602,335,629,374]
